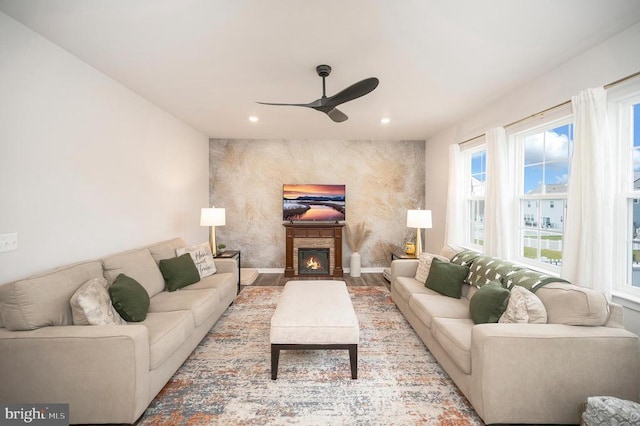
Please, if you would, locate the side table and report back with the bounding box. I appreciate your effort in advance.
[215,250,241,294]
[384,250,418,282]
[390,249,418,262]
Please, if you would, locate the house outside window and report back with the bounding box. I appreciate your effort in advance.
[465,148,486,249]
[513,118,573,269]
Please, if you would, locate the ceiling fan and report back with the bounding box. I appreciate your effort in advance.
[257,64,379,123]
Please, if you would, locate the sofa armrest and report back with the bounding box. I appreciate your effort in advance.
[470,323,640,424]
[0,325,150,424]
[391,259,419,283]
[606,302,625,328]
[213,257,238,275]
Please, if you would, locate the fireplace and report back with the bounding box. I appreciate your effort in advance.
[298,248,330,276]
[283,223,344,278]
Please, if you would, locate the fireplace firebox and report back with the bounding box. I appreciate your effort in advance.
[298,248,330,276]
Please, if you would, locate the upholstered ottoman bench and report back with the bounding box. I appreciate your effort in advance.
[270,280,359,379]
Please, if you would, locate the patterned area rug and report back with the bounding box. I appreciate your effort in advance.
[139,286,483,425]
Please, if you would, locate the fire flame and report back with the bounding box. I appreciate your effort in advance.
[306,256,322,270]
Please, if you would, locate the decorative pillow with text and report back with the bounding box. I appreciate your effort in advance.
[176,242,217,278]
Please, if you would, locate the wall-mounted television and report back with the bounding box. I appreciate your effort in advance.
[283,184,346,222]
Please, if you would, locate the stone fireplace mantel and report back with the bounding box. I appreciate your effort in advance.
[283,223,345,278]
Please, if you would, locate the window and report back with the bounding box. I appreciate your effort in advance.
[631,104,640,291]
[464,148,486,249]
[611,87,640,298]
[514,118,573,269]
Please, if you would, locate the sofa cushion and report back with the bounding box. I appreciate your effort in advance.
[393,276,439,305]
[182,272,237,308]
[425,258,469,299]
[148,237,187,264]
[183,272,235,292]
[176,243,217,278]
[466,255,519,288]
[139,310,194,369]
[0,261,104,331]
[432,318,474,374]
[70,277,126,326]
[102,248,165,298]
[499,285,547,324]
[469,281,510,324]
[408,293,471,329]
[536,282,610,326]
[158,254,200,292]
[414,252,449,283]
[108,274,150,322]
[149,288,221,327]
[439,244,462,260]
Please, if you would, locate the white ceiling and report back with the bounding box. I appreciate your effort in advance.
[2,0,640,140]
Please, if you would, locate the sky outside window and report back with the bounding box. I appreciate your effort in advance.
[523,124,573,193]
[470,150,486,196]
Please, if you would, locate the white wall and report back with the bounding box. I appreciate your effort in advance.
[0,12,210,283]
[424,22,640,334]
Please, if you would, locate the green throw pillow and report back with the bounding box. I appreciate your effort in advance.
[424,258,469,299]
[159,253,200,292]
[108,274,150,322]
[469,280,511,324]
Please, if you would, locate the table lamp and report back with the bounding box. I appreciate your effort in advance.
[200,207,226,255]
[407,209,432,254]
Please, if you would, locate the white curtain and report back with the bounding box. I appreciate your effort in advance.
[484,127,513,258]
[562,87,613,299]
[444,144,465,247]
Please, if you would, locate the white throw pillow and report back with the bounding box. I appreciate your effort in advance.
[414,252,449,283]
[176,242,217,278]
[70,277,126,326]
[499,285,547,324]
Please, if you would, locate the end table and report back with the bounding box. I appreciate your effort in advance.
[390,249,418,262]
[214,250,241,294]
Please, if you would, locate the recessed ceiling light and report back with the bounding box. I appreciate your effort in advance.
[380,117,391,124]
[249,116,259,123]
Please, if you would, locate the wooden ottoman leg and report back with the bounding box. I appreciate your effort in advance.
[271,344,280,380]
[349,344,358,379]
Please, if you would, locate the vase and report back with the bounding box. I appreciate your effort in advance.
[350,252,361,277]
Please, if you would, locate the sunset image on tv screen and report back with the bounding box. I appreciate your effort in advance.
[283,184,345,221]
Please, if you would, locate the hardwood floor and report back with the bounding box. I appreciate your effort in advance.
[242,272,389,290]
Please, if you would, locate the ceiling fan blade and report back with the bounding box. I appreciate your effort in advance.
[256,100,322,108]
[324,77,379,108]
[325,108,348,122]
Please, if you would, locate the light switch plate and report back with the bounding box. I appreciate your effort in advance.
[0,233,18,252]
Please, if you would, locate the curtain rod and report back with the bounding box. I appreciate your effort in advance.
[457,69,640,146]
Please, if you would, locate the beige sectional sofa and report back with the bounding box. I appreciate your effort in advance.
[391,248,640,425]
[0,237,238,425]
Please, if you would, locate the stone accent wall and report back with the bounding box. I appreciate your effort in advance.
[209,139,426,269]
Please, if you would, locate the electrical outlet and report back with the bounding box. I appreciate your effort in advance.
[0,233,18,253]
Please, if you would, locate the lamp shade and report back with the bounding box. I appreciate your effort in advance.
[200,207,226,226]
[407,209,432,229]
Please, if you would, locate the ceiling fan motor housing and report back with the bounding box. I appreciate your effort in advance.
[316,64,331,77]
